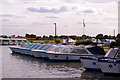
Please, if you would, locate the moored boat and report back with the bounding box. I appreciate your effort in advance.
[80,47,119,70]
[80,46,105,70]
[9,43,29,53]
[32,44,52,58]
[46,46,93,61]
[98,48,120,74]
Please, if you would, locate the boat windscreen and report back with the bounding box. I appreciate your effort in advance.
[28,44,34,48]
[71,49,88,54]
[46,46,55,51]
[37,45,43,50]
[116,51,120,58]
[62,48,72,53]
[32,45,38,49]
[41,46,49,50]
[52,47,64,52]
[23,44,29,48]
[107,49,119,58]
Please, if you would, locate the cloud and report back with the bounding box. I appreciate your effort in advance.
[0,19,9,21]
[27,6,68,13]
[62,0,119,3]
[72,7,77,10]
[0,14,13,17]
[0,14,25,18]
[104,17,117,20]
[82,9,94,13]
[46,16,59,18]
[77,8,97,15]
[32,22,50,25]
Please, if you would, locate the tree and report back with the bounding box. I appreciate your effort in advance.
[96,34,103,39]
[104,35,108,39]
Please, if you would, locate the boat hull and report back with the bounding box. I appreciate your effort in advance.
[99,61,120,74]
[9,47,20,53]
[46,53,82,61]
[80,57,100,70]
[32,51,42,58]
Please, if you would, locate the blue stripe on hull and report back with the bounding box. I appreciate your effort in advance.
[84,67,101,70]
[42,57,49,59]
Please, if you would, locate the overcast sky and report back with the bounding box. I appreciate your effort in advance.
[0,0,119,36]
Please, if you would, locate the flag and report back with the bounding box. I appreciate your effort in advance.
[83,19,86,27]
[65,25,67,27]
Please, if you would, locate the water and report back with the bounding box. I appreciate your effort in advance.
[1,46,120,79]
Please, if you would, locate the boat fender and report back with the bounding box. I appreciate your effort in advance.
[55,55,58,57]
[93,62,96,65]
[109,64,113,68]
[66,57,68,60]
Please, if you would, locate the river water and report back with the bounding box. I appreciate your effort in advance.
[1,46,120,79]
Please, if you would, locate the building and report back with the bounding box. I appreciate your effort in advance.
[119,1,120,33]
[117,1,120,42]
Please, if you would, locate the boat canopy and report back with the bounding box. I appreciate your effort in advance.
[86,46,105,55]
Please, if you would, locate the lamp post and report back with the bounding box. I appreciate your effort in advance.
[54,23,57,40]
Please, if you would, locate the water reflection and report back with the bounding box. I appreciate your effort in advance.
[2,46,120,79]
[9,53,84,78]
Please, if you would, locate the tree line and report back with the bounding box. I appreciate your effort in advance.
[1,33,117,40]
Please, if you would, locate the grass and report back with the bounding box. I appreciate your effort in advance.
[28,39,62,43]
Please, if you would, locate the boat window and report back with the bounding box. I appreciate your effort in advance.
[2,40,9,42]
[17,40,22,42]
[116,51,120,58]
[46,46,55,51]
[23,40,27,42]
[24,44,29,48]
[32,45,38,49]
[37,45,43,50]
[11,40,15,42]
[62,48,72,53]
[107,49,118,58]
[71,49,88,54]
[28,44,34,48]
[52,47,64,52]
[41,46,49,50]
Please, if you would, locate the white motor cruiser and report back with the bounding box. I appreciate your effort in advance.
[80,46,106,70]
[40,45,56,59]
[98,48,120,74]
[9,43,29,53]
[18,43,35,55]
[46,46,93,61]
[31,44,52,58]
[22,44,40,56]
[80,47,119,70]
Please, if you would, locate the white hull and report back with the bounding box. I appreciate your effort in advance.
[9,47,20,53]
[32,51,42,58]
[46,53,81,61]
[41,52,48,59]
[19,48,28,54]
[99,62,120,74]
[23,49,31,55]
[80,58,100,70]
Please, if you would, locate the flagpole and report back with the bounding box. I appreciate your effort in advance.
[54,23,57,40]
[83,19,85,41]
[83,24,84,35]
[83,19,85,35]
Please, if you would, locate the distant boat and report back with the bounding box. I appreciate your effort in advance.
[0,38,29,45]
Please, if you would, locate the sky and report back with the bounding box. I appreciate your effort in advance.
[0,0,119,37]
